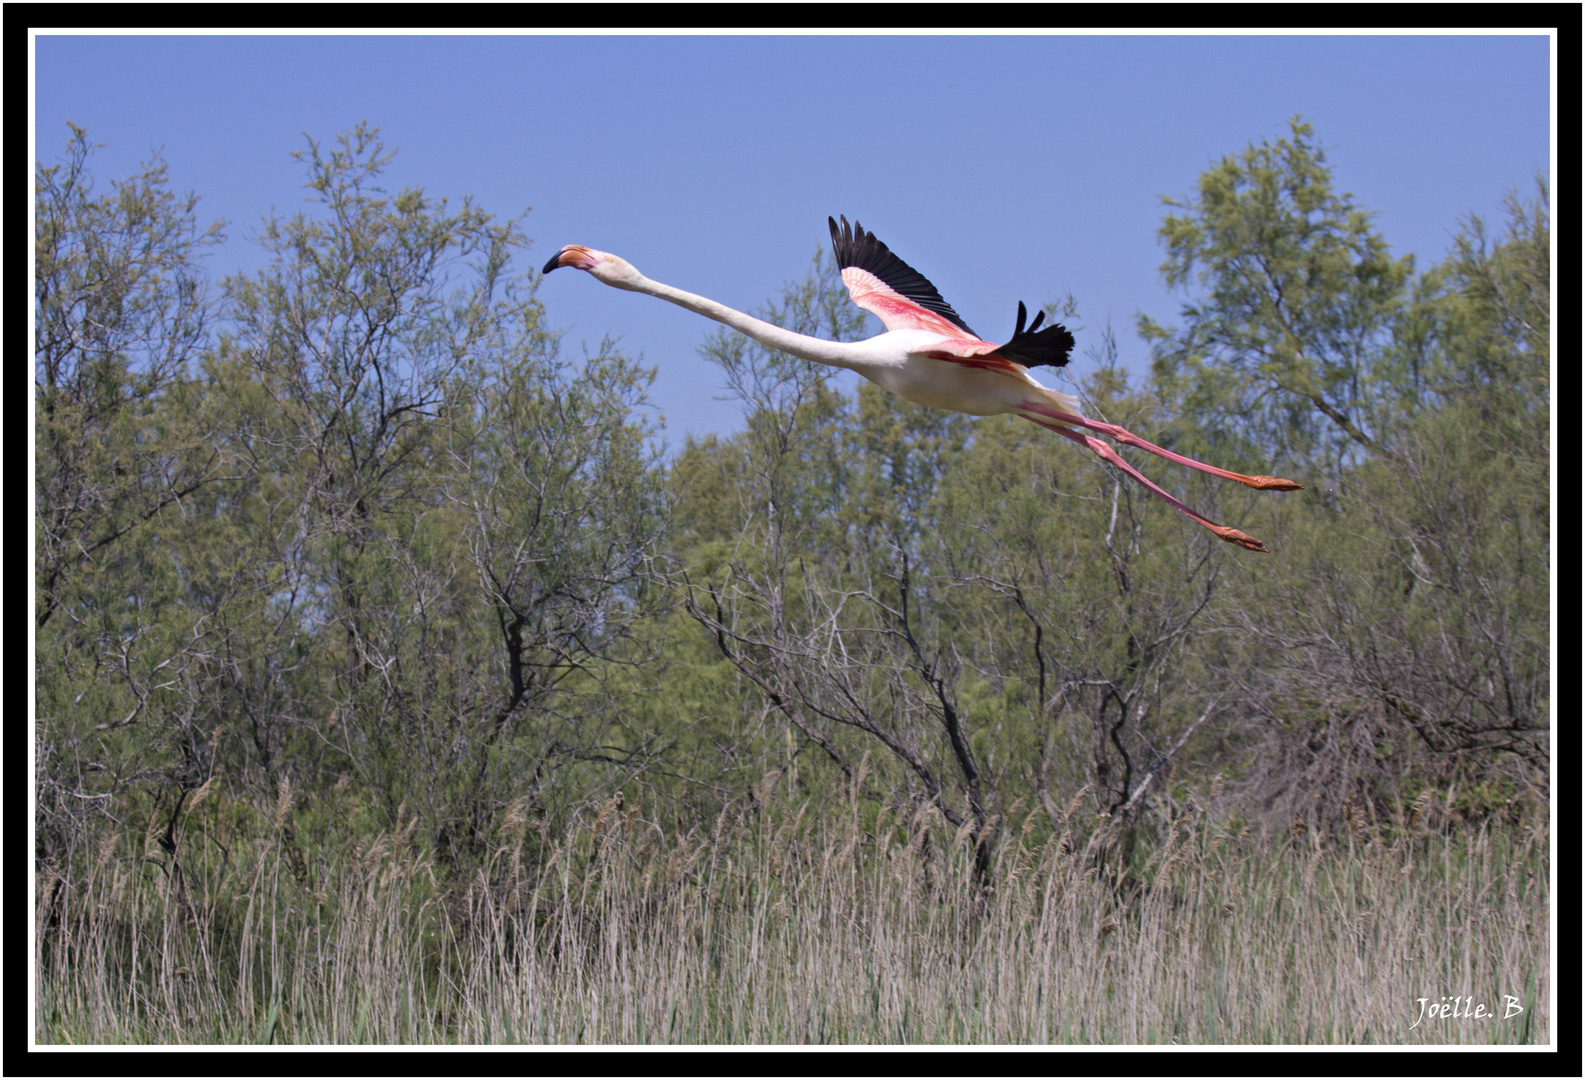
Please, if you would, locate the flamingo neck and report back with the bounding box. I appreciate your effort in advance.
[630,274,862,370]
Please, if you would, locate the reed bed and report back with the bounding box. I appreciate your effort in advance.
[35,792,1550,1045]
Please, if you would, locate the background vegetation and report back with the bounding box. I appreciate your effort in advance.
[35,119,1550,1044]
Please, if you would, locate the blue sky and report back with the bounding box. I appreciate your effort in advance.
[33,33,1553,445]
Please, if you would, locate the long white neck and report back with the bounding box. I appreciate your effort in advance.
[630,273,863,370]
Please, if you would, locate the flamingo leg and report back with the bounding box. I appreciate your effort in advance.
[1018,401,1302,492]
[1027,416,1273,553]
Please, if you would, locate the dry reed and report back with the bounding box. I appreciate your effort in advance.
[34,796,1550,1045]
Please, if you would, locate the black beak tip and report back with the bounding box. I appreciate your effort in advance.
[542,250,564,274]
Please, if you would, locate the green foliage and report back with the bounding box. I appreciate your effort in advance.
[1140,117,1414,478]
[36,123,669,888]
[35,124,231,881]
[35,124,228,633]
[1235,181,1550,817]
[1129,122,1548,824]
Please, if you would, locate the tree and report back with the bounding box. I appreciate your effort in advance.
[35,125,228,899]
[1143,155,1551,823]
[35,124,226,630]
[37,121,676,901]
[446,337,666,863]
[217,123,668,866]
[1291,183,1550,779]
[1140,117,1413,484]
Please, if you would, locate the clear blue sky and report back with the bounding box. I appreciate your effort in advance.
[33,33,1553,445]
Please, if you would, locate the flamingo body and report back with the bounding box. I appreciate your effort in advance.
[543,216,1300,552]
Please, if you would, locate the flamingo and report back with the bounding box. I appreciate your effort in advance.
[542,216,1301,552]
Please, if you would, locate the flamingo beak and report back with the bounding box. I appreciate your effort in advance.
[542,245,599,274]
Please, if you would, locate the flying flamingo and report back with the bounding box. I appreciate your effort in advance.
[543,216,1301,552]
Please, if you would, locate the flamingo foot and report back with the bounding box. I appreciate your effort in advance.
[1211,526,1272,553]
[1244,475,1304,492]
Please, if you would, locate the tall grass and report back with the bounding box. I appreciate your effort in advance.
[35,790,1549,1045]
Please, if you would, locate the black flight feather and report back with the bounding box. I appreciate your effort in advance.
[996,300,1075,370]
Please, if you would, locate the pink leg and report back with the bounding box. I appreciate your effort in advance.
[1018,401,1302,492]
[1029,417,1273,553]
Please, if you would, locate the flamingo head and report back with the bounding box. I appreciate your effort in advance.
[541,245,644,291]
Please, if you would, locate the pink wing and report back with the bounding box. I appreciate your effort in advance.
[828,216,1075,373]
[829,215,983,337]
[839,266,975,338]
